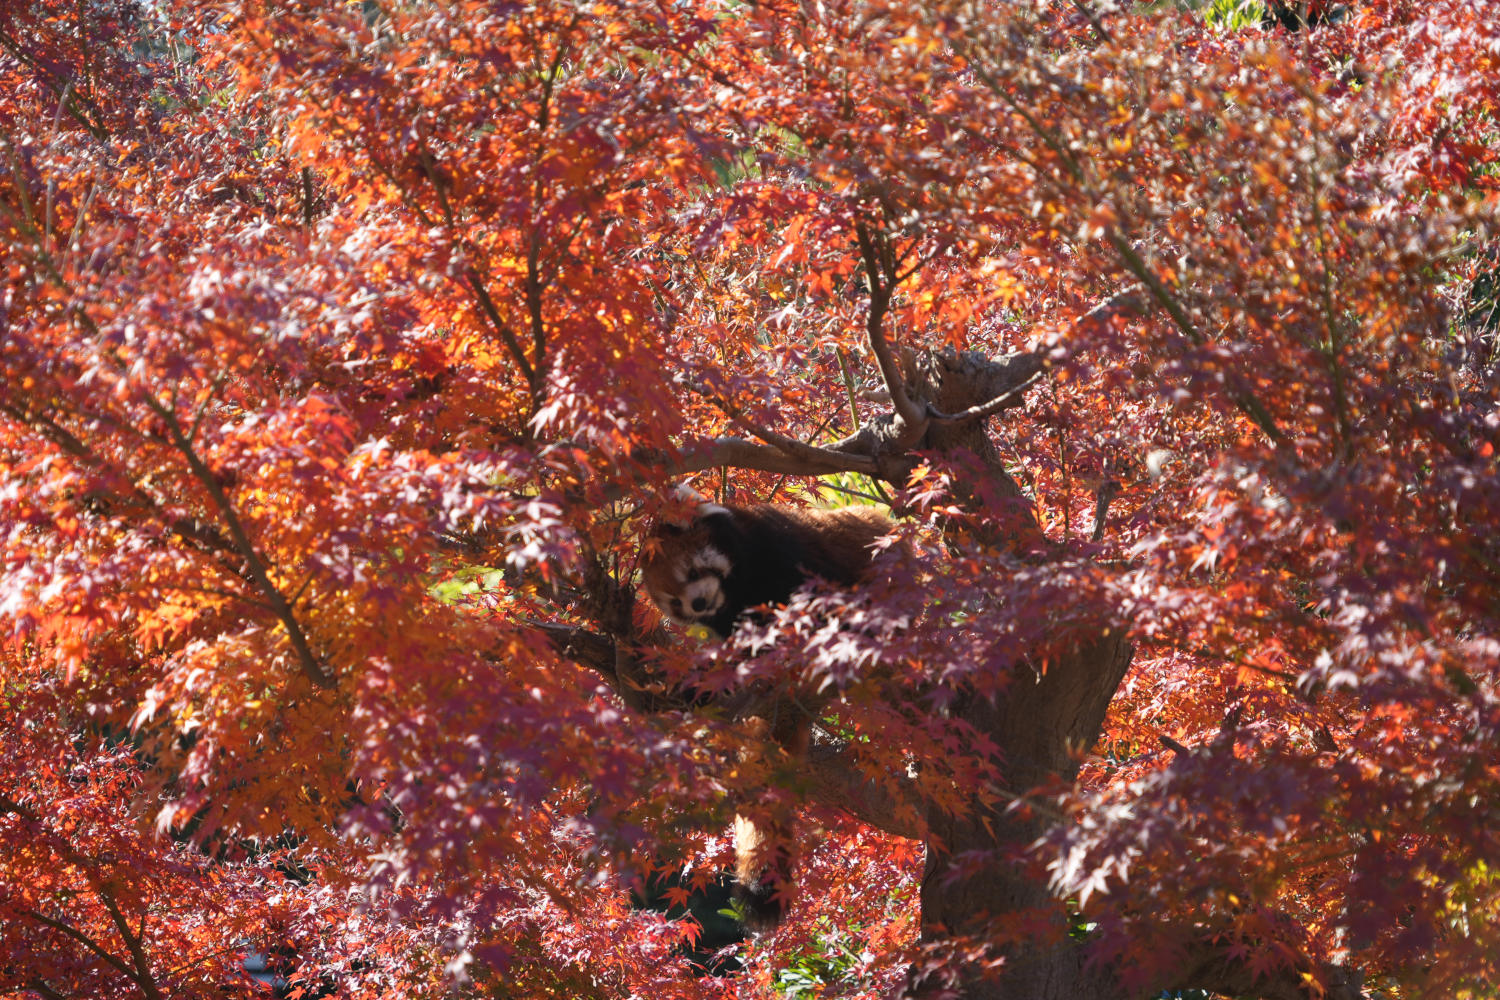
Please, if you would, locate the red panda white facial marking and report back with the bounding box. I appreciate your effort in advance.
[647,545,732,627]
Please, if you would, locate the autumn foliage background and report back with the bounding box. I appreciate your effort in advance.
[2,0,1498,998]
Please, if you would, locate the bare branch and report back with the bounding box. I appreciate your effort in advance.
[693,386,882,474]
[854,220,929,442]
[927,369,1044,425]
[533,621,618,676]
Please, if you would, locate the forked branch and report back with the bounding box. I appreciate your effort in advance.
[145,396,335,690]
[854,219,929,446]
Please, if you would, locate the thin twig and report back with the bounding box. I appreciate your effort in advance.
[1069,0,1115,42]
[699,388,871,472]
[1107,233,1286,445]
[814,480,888,504]
[465,266,537,390]
[927,370,1044,425]
[853,219,928,440]
[524,18,579,387]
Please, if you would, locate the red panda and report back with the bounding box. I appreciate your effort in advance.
[641,501,895,638]
[640,500,895,930]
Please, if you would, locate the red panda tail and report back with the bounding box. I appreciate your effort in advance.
[732,812,793,932]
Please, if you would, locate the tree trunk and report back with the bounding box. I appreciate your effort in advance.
[901,349,1139,999]
[918,632,1136,1000]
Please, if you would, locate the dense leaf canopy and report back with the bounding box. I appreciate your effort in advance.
[1,1,1497,998]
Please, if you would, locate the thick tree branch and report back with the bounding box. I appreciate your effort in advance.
[927,370,1044,425]
[631,301,1163,492]
[96,886,163,1000]
[25,979,66,1000]
[692,387,884,475]
[631,347,1051,490]
[532,622,684,715]
[19,909,138,984]
[804,740,926,841]
[667,435,880,478]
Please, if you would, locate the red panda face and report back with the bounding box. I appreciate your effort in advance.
[640,523,733,628]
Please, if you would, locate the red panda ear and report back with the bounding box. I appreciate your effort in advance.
[658,484,710,529]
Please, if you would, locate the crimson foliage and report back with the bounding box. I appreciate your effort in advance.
[2,1,1497,998]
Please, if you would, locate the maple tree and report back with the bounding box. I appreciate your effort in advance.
[2,0,1498,998]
